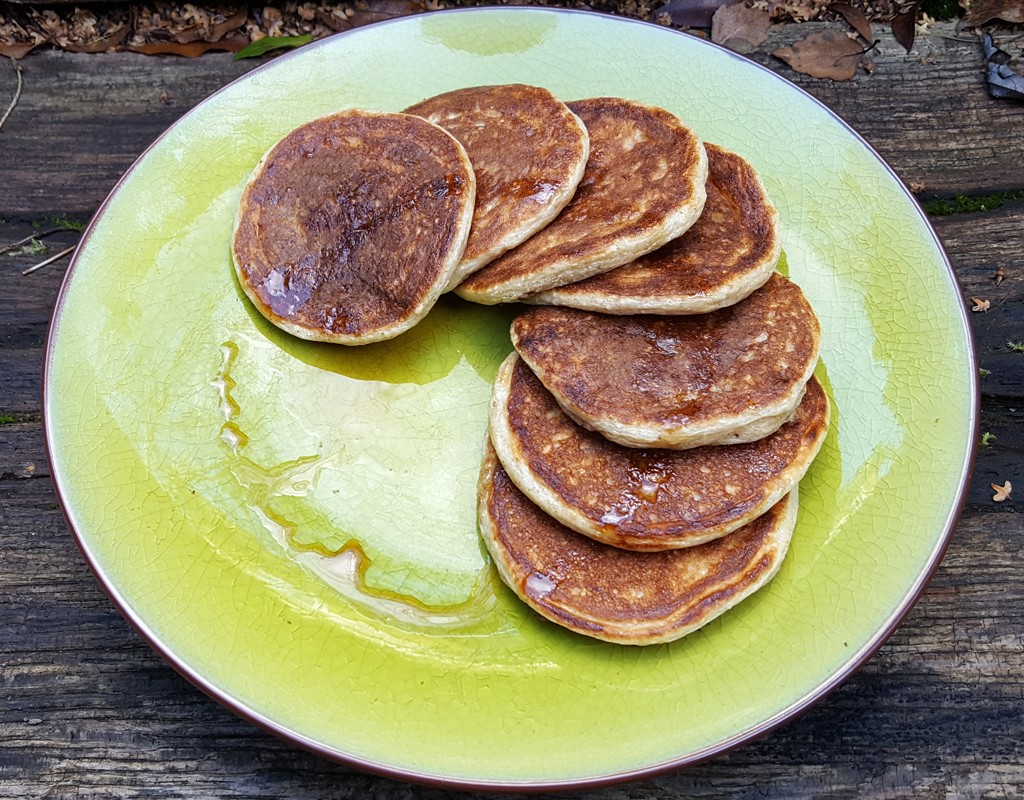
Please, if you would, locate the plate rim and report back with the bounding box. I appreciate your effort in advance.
[42,6,980,790]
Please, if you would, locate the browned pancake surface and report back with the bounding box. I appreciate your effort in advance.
[457,97,707,303]
[233,110,474,343]
[494,356,828,549]
[405,84,588,280]
[530,144,778,312]
[479,444,794,644]
[512,273,820,442]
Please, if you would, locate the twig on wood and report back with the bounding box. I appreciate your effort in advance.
[0,227,78,256]
[0,56,23,133]
[21,245,75,276]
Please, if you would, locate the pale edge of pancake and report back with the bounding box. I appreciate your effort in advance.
[514,293,823,450]
[443,108,591,291]
[488,352,830,550]
[231,109,476,345]
[453,139,710,306]
[524,157,782,315]
[477,444,800,645]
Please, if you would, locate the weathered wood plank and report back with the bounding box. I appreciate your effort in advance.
[3,23,1024,222]
[751,22,1024,198]
[933,202,1024,399]
[3,51,258,219]
[0,223,76,414]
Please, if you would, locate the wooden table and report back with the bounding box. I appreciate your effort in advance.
[2,19,1022,797]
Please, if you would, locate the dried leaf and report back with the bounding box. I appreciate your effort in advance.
[349,0,427,27]
[62,22,129,53]
[992,481,1012,502]
[970,297,991,312]
[316,8,353,32]
[772,30,863,80]
[232,33,312,60]
[0,40,36,59]
[171,9,247,44]
[983,33,1024,101]
[659,0,730,27]
[892,1,922,53]
[962,0,1024,26]
[993,266,1005,284]
[711,2,771,54]
[828,3,873,41]
[131,34,249,57]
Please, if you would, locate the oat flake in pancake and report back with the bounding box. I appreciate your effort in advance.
[455,97,708,304]
[232,109,475,345]
[405,84,589,288]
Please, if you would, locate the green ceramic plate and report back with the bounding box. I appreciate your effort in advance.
[45,8,977,789]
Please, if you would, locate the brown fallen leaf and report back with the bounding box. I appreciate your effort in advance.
[772,31,864,81]
[316,7,353,32]
[992,481,1012,502]
[62,22,130,54]
[892,1,922,53]
[171,8,247,45]
[712,2,771,54]
[962,0,1024,26]
[909,181,926,192]
[993,266,1005,284]
[970,297,991,312]
[0,41,37,59]
[828,3,873,41]
[129,35,249,57]
[349,0,427,28]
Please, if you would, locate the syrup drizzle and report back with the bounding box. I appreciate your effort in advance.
[212,340,494,627]
[599,459,673,528]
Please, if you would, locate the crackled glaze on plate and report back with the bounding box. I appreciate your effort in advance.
[44,8,976,789]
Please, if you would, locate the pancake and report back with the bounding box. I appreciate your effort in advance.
[527,143,780,314]
[479,443,798,645]
[455,97,708,305]
[489,354,828,550]
[512,273,821,449]
[232,109,476,345]
[404,84,590,288]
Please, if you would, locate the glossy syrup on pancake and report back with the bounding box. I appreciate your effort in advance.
[404,84,590,287]
[455,97,708,305]
[489,354,829,550]
[479,443,798,645]
[528,143,780,314]
[232,110,475,345]
[512,273,821,449]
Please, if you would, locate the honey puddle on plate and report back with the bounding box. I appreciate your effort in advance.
[210,301,510,627]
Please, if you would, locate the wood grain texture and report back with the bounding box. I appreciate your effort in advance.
[751,22,1024,199]
[2,52,258,219]
[2,22,1023,798]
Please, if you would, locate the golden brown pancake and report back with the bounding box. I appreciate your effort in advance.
[479,443,798,645]
[455,97,708,305]
[528,143,780,314]
[232,110,475,345]
[512,273,821,449]
[404,84,590,288]
[489,354,828,550]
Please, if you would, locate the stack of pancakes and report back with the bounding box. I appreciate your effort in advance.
[231,85,829,645]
